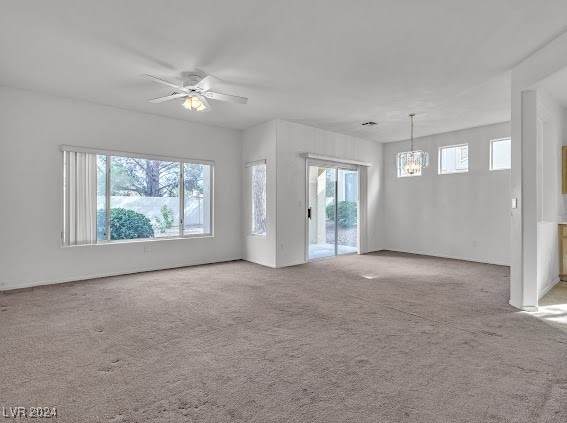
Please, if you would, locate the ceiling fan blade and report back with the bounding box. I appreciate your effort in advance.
[142,74,186,91]
[203,91,248,104]
[148,93,187,103]
[194,75,217,92]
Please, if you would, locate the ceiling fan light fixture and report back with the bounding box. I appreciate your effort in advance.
[182,95,207,111]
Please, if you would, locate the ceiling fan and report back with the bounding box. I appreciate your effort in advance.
[143,73,248,112]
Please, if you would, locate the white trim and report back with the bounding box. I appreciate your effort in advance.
[275,259,306,268]
[438,143,469,175]
[60,145,215,166]
[509,301,538,312]
[244,159,266,168]
[303,153,371,167]
[384,248,509,266]
[0,257,242,292]
[60,233,215,248]
[243,257,277,268]
[489,137,512,171]
[304,160,310,263]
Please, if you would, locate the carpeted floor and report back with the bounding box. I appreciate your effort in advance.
[1,251,566,422]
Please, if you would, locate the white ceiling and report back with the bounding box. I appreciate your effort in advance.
[1,1,567,142]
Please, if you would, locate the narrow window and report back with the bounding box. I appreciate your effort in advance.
[490,138,511,170]
[439,144,469,174]
[248,161,267,236]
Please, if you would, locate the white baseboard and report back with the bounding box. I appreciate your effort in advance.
[275,259,306,268]
[381,248,509,266]
[509,300,538,312]
[538,277,561,300]
[0,256,242,292]
[242,257,277,268]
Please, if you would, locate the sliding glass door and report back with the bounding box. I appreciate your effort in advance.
[307,163,358,260]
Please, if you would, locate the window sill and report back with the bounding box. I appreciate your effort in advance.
[438,170,468,175]
[61,234,214,248]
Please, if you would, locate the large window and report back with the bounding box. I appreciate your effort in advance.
[247,161,267,236]
[439,144,468,174]
[490,138,511,170]
[63,147,213,246]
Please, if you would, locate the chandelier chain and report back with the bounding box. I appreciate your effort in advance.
[409,113,415,151]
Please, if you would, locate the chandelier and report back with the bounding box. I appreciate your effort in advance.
[396,113,429,175]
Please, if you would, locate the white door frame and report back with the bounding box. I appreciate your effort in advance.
[305,159,360,262]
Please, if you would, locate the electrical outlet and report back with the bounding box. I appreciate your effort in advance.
[144,245,152,253]
[472,240,478,247]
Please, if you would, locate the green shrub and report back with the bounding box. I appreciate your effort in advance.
[324,201,357,228]
[326,203,334,220]
[154,204,175,234]
[337,201,357,228]
[97,208,154,240]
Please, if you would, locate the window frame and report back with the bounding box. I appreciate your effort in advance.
[61,145,215,246]
[489,137,511,171]
[245,159,267,237]
[438,143,469,175]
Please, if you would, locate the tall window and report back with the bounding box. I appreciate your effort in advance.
[490,138,511,170]
[248,161,267,236]
[439,144,468,174]
[63,147,213,246]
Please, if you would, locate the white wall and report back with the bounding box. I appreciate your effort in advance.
[383,122,511,265]
[535,90,563,299]
[241,121,277,267]
[560,108,567,219]
[510,32,567,310]
[275,120,384,267]
[0,86,242,290]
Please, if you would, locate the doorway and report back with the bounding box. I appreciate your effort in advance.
[307,163,358,260]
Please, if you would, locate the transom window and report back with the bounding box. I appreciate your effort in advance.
[63,146,213,246]
[439,144,468,174]
[490,138,511,170]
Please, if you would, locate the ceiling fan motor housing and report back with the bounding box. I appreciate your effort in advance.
[183,73,204,89]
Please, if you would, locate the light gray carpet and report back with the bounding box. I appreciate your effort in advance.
[1,251,566,422]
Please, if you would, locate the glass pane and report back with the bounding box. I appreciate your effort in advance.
[96,155,107,241]
[109,156,180,240]
[440,145,468,174]
[251,163,267,235]
[456,145,469,170]
[337,169,358,255]
[183,163,212,236]
[491,138,511,170]
[308,166,336,260]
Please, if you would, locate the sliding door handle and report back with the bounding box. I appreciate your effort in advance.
[307,207,312,219]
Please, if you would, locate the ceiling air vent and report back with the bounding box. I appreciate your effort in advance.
[361,121,377,126]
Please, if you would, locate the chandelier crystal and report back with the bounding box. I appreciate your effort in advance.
[396,113,429,175]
